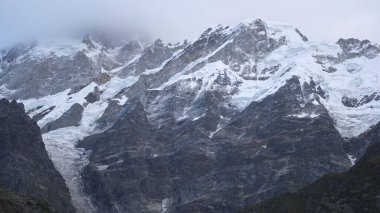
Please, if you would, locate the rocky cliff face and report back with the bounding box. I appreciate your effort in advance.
[0,18,379,213]
[0,99,75,213]
[77,77,351,212]
[241,122,380,213]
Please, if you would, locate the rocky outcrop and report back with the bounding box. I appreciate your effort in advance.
[337,38,380,59]
[94,100,124,131]
[85,87,102,103]
[0,99,75,213]
[31,106,56,122]
[341,92,380,108]
[241,122,380,213]
[41,103,84,133]
[118,39,184,77]
[78,77,350,212]
[347,122,380,161]
[115,41,143,64]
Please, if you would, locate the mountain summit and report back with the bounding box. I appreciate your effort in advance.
[0,18,379,212]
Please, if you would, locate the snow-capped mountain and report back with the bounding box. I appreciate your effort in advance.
[0,18,379,212]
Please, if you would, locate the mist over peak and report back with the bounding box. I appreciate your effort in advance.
[1,0,379,48]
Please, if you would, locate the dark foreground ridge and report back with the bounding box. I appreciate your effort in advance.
[0,99,75,213]
[241,122,380,213]
[0,187,51,213]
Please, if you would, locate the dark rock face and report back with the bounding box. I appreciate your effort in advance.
[347,122,380,161]
[295,28,308,42]
[78,77,350,212]
[337,38,380,59]
[314,38,379,74]
[41,103,84,133]
[0,186,52,213]
[31,106,56,122]
[0,99,75,213]
[94,100,124,131]
[78,99,155,213]
[85,87,102,103]
[342,92,380,108]
[241,122,380,213]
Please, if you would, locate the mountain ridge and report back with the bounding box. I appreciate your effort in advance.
[0,99,75,213]
[0,18,379,212]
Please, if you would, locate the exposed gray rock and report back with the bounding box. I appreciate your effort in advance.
[94,100,124,131]
[78,77,350,213]
[342,92,380,108]
[118,39,183,77]
[295,28,308,42]
[313,55,340,73]
[85,87,102,103]
[0,49,101,99]
[242,122,380,213]
[96,72,112,85]
[124,25,232,98]
[97,52,120,71]
[337,38,380,59]
[32,106,56,122]
[0,99,75,213]
[116,41,143,64]
[41,103,84,133]
[347,122,380,161]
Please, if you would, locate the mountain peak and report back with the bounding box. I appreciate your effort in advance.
[234,18,307,44]
[239,18,266,28]
[82,33,96,49]
[1,17,380,213]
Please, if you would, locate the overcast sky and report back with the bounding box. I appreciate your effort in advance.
[0,0,379,48]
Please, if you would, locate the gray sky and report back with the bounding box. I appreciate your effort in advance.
[0,0,379,48]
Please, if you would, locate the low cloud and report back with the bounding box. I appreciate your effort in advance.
[0,0,379,47]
